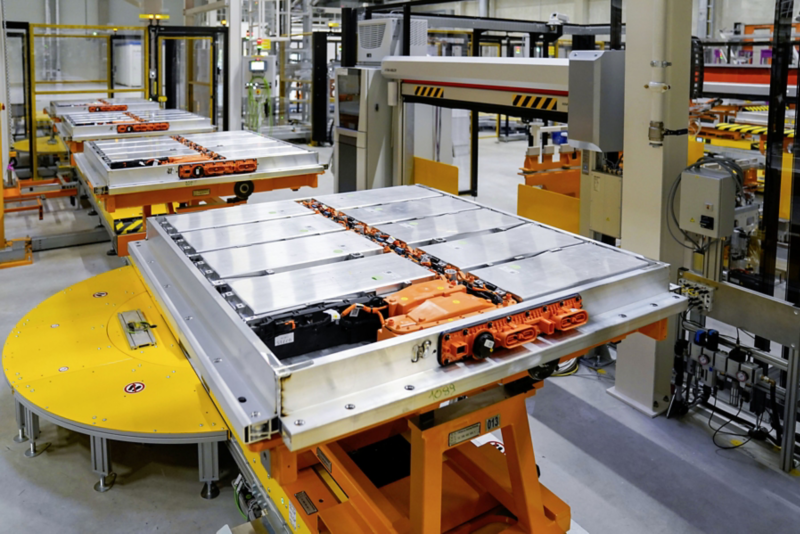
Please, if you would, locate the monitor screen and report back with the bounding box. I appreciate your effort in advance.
[249,60,266,72]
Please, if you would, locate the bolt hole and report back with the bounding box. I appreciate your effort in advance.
[213,358,222,363]
[318,499,324,503]
[238,397,247,403]
[405,385,415,391]
[650,303,658,307]
[345,404,355,410]
[619,314,627,319]
[294,419,305,426]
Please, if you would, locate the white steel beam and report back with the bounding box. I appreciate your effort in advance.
[610,0,693,416]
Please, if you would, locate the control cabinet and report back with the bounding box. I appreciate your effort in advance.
[679,166,736,238]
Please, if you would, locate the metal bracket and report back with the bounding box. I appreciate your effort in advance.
[650,60,672,68]
[118,310,157,350]
[412,339,432,363]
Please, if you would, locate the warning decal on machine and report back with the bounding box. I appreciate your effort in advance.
[275,332,295,346]
[448,422,481,447]
[288,500,297,530]
[124,382,145,394]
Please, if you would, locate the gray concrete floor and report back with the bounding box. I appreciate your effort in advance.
[1,139,799,533]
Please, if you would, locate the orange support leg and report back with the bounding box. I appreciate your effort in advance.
[409,386,569,534]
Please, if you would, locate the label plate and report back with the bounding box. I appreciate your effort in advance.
[448,422,481,447]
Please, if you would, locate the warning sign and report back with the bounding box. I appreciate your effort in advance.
[124,382,146,394]
[93,292,108,298]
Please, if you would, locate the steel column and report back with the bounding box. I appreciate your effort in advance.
[613,0,692,416]
[402,4,411,56]
[311,32,329,145]
[761,1,795,297]
[90,434,116,492]
[341,7,357,68]
[23,408,50,458]
[13,398,26,443]
[227,0,242,130]
[466,29,482,198]
[786,32,800,309]
[198,441,220,499]
[781,347,800,472]
[610,0,622,50]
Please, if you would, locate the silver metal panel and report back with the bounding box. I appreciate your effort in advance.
[341,196,478,225]
[315,185,441,210]
[421,223,583,270]
[228,253,433,316]
[472,243,650,300]
[48,98,159,118]
[59,109,214,142]
[181,214,344,253]
[375,208,522,246]
[167,200,313,233]
[681,272,800,348]
[201,231,384,278]
[78,131,323,196]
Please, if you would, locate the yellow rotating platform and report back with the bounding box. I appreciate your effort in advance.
[3,266,228,440]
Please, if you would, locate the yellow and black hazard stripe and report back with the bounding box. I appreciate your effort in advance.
[114,217,144,235]
[743,105,769,112]
[716,123,794,137]
[512,94,558,111]
[414,86,444,98]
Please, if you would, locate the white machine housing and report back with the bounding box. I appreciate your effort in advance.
[334,66,393,192]
[358,18,428,65]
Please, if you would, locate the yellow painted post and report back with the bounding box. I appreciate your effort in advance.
[687,136,705,165]
[781,152,793,220]
[29,27,37,179]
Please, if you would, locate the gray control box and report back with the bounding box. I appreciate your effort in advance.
[679,166,736,238]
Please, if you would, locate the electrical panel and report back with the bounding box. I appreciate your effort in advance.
[679,166,736,238]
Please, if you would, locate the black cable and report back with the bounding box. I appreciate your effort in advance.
[667,172,703,251]
[709,397,753,449]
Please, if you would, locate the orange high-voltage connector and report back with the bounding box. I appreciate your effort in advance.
[178,158,258,179]
[88,105,128,112]
[116,122,169,134]
[378,278,502,341]
[436,296,588,366]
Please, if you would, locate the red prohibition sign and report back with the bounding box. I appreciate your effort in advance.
[124,382,146,394]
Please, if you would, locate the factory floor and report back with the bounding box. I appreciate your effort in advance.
[1,140,798,534]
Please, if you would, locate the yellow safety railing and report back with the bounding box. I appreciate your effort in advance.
[28,24,148,179]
